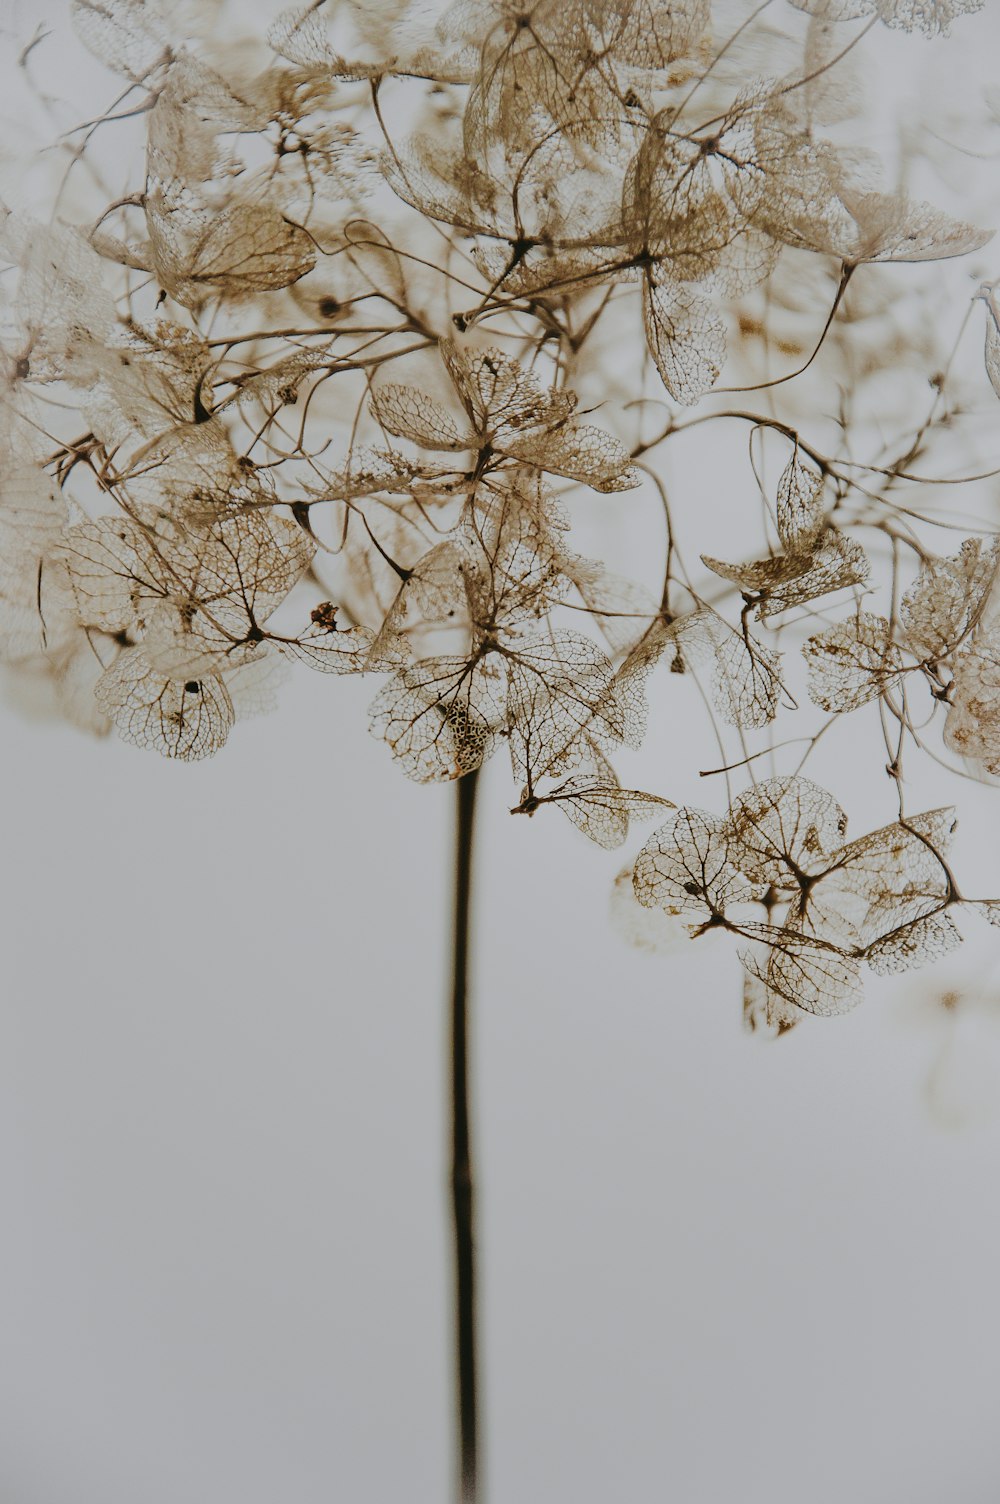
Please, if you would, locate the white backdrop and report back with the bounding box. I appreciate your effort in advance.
[6,648,1000,1504]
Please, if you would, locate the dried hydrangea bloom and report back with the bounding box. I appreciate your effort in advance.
[8,13,999,1496]
[0,0,995,1034]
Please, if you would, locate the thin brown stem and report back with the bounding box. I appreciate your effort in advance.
[451,767,481,1504]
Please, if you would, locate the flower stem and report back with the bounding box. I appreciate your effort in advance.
[451,767,480,1503]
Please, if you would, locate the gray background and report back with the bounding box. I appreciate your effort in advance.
[4,4,1000,1501]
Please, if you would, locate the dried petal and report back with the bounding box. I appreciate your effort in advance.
[776,451,826,553]
[901,538,1000,660]
[742,933,864,1018]
[865,909,962,975]
[95,646,235,760]
[642,275,726,406]
[803,613,904,712]
[369,654,507,782]
[634,808,753,917]
[726,776,849,886]
[370,384,476,451]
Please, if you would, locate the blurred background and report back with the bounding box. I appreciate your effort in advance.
[4,3,1000,1501]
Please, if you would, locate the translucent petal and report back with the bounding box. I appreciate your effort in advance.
[901,538,1000,660]
[865,910,963,975]
[726,776,849,886]
[369,654,507,782]
[642,275,726,406]
[369,385,476,452]
[803,613,904,712]
[95,647,235,760]
[634,808,753,916]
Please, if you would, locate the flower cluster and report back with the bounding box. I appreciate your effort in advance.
[3,0,999,1027]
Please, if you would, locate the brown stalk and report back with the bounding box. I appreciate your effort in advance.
[450,766,481,1503]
